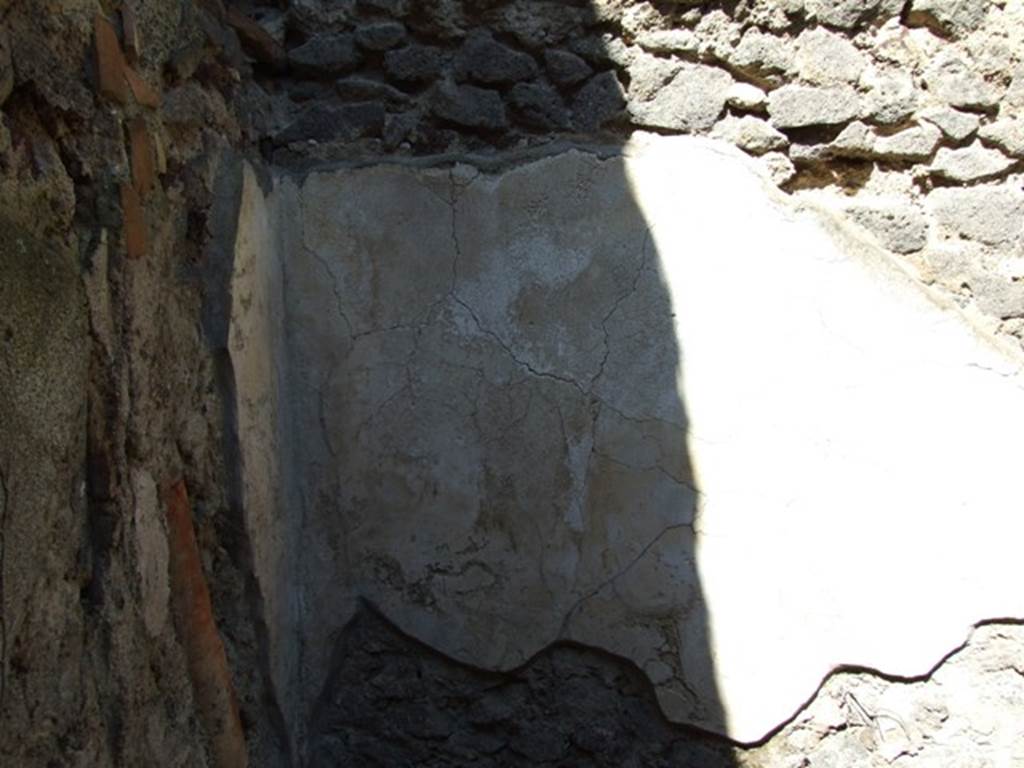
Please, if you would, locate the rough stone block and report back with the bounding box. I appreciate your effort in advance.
[431,81,507,130]
[927,185,1024,244]
[768,84,860,128]
[544,48,592,86]
[929,142,1014,182]
[628,62,731,132]
[455,32,538,84]
[288,33,362,78]
[384,44,445,82]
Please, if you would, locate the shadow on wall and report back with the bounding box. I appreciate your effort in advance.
[263,3,735,765]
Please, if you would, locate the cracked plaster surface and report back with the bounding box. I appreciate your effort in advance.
[233,134,1024,745]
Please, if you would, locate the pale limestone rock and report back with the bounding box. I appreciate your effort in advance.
[634,28,698,54]
[804,0,903,29]
[922,51,1001,110]
[907,0,989,37]
[978,118,1024,158]
[710,115,788,155]
[930,142,1014,182]
[927,185,1024,244]
[760,150,796,185]
[873,121,942,161]
[729,27,793,80]
[830,120,876,156]
[628,62,732,132]
[792,27,868,84]
[846,200,929,253]
[768,84,861,128]
[725,82,767,111]
[918,106,981,140]
[861,67,918,124]
[626,52,682,102]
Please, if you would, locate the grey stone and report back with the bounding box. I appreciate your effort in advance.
[431,81,507,130]
[922,52,1001,111]
[628,62,732,133]
[978,119,1024,158]
[455,32,538,84]
[335,77,411,105]
[792,27,868,84]
[829,120,876,157]
[907,0,989,37]
[383,111,419,149]
[543,49,591,87]
[767,85,861,129]
[927,185,1024,244]
[873,122,942,161]
[358,0,410,15]
[354,22,407,52]
[785,142,826,164]
[288,33,362,78]
[969,270,1024,318]
[805,0,903,29]
[508,82,570,130]
[710,115,788,155]
[929,142,1014,182]
[571,71,626,132]
[760,151,797,185]
[728,28,793,80]
[634,28,699,55]
[626,53,683,103]
[726,82,767,111]
[384,44,446,82]
[275,101,385,143]
[918,106,980,141]
[847,202,929,253]
[862,69,919,125]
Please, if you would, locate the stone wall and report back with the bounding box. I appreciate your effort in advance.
[241,0,1024,349]
[3,0,1024,767]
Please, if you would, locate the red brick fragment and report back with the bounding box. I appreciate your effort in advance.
[94,14,129,104]
[122,4,141,64]
[120,182,147,259]
[165,481,249,768]
[124,66,160,108]
[128,118,156,198]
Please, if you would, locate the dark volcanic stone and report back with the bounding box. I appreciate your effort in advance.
[335,76,411,104]
[455,32,538,84]
[384,44,446,82]
[431,81,507,130]
[509,81,570,130]
[355,21,407,51]
[275,101,385,143]
[288,33,362,78]
[572,71,626,131]
[305,607,738,768]
[544,48,592,86]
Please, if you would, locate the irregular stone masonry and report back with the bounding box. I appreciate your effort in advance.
[3,0,1024,766]
[231,0,1024,346]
